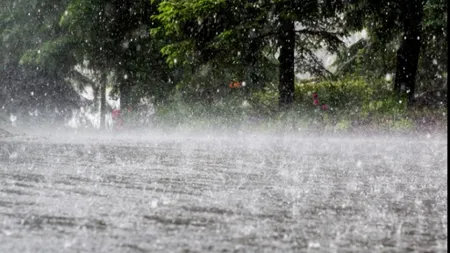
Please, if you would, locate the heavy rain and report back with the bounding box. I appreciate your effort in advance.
[0,0,447,252]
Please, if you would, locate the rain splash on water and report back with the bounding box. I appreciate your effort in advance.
[0,127,447,252]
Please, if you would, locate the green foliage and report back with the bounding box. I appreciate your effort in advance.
[19,36,76,75]
[417,0,447,91]
[292,77,416,130]
[58,0,176,108]
[1,0,71,67]
[148,76,432,133]
[294,77,395,113]
[154,0,347,95]
[339,0,447,97]
[1,0,447,127]
[332,38,397,79]
[392,118,414,130]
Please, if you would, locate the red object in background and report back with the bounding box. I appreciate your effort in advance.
[229,81,241,89]
[312,92,328,111]
[111,109,124,130]
[112,109,121,119]
[312,93,320,105]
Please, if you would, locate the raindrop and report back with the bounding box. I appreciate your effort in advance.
[385,74,392,81]
[242,81,246,87]
[151,199,158,209]
[432,59,438,65]
[37,50,41,54]
[9,152,18,160]
[10,114,17,123]
[356,160,362,167]
[124,74,128,80]
[31,91,34,96]
[399,100,402,104]
[308,242,320,249]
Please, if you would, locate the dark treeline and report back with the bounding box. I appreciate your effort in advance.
[0,0,447,127]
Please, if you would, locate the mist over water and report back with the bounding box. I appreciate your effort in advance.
[0,125,447,252]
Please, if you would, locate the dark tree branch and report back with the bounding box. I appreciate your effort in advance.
[295,29,344,41]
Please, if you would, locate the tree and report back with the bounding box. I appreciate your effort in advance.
[56,0,174,127]
[153,0,345,107]
[417,0,447,93]
[393,0,424,103]
[343,0,447,106]
[0,0,84,124]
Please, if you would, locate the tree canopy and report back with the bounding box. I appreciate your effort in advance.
[153,0,347,105]
[0,0,447,126]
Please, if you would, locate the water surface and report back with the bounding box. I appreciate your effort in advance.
[0,132,447,252]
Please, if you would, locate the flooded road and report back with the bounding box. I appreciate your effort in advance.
[0,132,447,252]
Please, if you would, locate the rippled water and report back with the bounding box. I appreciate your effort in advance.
[0,132,447,252]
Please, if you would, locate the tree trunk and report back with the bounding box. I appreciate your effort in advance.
[278,19,296,107]
[394,0,424,106]
[120,78,132,110]
[93,84,99,112]
[99,72,107,129]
